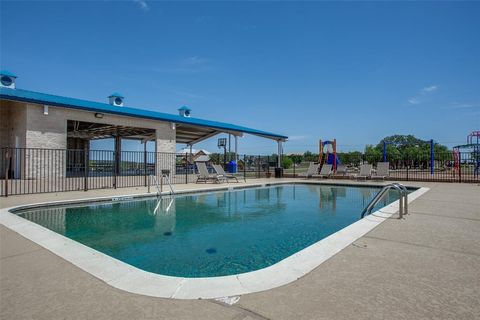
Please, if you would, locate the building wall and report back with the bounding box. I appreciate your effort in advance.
[0,100,27,148]
[23,102,176,152]
[0,101,27,179]
[1,100,177,179]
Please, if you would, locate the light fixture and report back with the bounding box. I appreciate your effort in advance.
[171,122,176,130]
[95,113,104,119]
[43,105,49,115]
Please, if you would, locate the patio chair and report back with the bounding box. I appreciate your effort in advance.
[212,164,239,183]
[298,162,319,179]
[371,162,390,180]
[334,164,348,177]
[195,162,224,183]
[313,164,333,179]
[351,164,372,180]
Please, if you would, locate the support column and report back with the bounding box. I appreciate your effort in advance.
[115,134,121,175]
[234,135,238,163]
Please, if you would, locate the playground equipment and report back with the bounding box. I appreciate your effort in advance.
[453,131,480,177]
[318,139,339,173]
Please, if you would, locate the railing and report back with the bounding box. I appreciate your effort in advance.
[1,147,478,197]
[284,151,479,183]
[361,183,408,219]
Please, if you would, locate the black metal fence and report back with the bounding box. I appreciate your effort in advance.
[1,147,478,196]
[285,151,479,183]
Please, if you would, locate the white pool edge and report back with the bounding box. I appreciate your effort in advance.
[0,183,430,300]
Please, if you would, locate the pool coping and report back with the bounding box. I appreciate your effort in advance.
[0,182,430,300]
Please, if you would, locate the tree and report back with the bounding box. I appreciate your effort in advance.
[303,151,318,162]
[281,156,293,169]
[364,145,382,164]
[288,154,304,164]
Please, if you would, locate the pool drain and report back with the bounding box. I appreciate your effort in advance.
[206,248,217,254]
[163,231,172,236]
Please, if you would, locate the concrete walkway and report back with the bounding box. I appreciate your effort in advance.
[1,180,479,319]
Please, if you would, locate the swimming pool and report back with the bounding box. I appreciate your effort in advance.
[16,183,407,278]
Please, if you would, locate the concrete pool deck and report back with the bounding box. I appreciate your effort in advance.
[1,179,479,319]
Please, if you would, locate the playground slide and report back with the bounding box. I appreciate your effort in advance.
[326,153,340,165]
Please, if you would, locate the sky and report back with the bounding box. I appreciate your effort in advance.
[1,1,479,154]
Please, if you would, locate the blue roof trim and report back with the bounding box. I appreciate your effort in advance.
[0,88,288,140]
[0,70,17,78]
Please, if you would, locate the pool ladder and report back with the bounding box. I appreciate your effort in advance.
[149,174,175,197]
[361,183,408,219]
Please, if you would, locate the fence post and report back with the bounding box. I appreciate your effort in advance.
[267,155,270,178]
[185,152,188,184]
[458,152,462,183]
[144,144,147,187]
[113,150,117,189]
[257,156,260,178]
[406,154,409,181]
[4,148,10,197]
[293,160,296,178]
[83,147,88,191]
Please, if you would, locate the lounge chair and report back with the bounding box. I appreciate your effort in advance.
[298,162,319,179]
[352,164,372,180]
[212,164,239,183]
[371,162,390,180]
[195,162,224,183]
[313,164,333,179]
[335,164,348,177]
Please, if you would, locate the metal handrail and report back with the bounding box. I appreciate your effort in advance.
[361,183,408,219]
[149,174,161,196]
[164,174,175,195]
[148,174,175,196]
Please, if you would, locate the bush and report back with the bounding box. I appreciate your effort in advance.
[281,156,293,169]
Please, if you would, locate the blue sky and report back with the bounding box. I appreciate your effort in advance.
[1,1,479,154]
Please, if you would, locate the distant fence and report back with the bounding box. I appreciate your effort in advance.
[1,148,478,196]
[285,151,479,183]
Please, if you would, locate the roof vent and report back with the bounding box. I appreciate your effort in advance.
[178,105,191,117]
[108,93,124,107]
[0,70,17,89]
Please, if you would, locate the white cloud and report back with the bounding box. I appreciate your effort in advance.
[407,85,438,105]
[422,85,438,92]
[408,97,420,105]
[134,0,148,11]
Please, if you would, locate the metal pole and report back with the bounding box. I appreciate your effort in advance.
[383,141,387,162]
[4,148,10,197]
[406,153,409,181]
[185,152,188,184]
[430,139,434,175]
[144,142,147,187]
[234,135,238,163]
[459,152,462,183]
[83,146,88,191]
[224,146,227,168]
[228,134,231,160]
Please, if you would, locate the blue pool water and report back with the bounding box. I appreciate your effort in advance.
[17,184,404,277]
